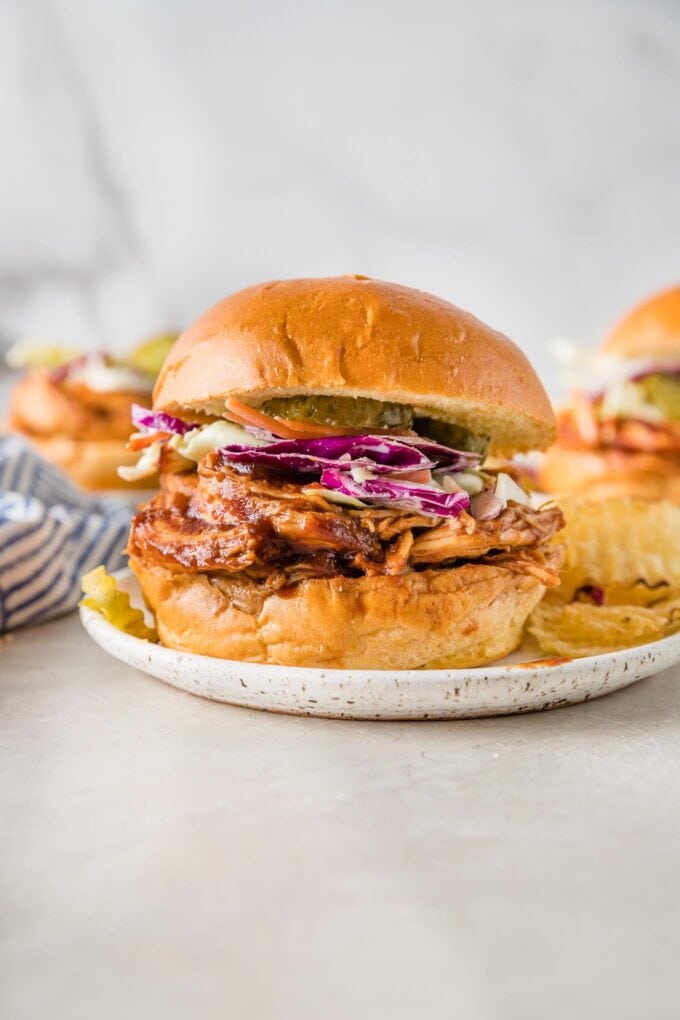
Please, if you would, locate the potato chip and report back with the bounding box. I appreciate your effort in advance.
[594,579,677,608]
[81,566,157,641]
[527,496,680,657]
[528,599,666,658]
[553,496,680,599]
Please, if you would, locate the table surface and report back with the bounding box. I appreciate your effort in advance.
[2,613,680,1020]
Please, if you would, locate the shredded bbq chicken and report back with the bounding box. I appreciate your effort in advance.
[129,454,564,605]
[409,502,563,564]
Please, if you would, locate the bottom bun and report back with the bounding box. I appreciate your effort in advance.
[130,558,550,670]
[26,434,155,491]
[539,444,680,503]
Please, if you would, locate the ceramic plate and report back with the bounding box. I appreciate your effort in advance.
[79,569,680,720]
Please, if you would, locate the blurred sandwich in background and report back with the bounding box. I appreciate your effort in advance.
[5,333,177,490]
[539,283,680,502]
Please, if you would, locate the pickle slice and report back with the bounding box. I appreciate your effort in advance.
[123,332,180,377]
[260,394,489,453]
[639,374,680,421]
[81,566,157,641]
[262,395,413,429]
[414,417,490,457]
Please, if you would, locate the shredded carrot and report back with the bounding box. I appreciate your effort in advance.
[394,469,432,484]
[128,430,172,451]
[274,417,354,438]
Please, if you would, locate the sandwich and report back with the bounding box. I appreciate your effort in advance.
[540,283,680,502]
[123,275,564,669]
[7,335,177,490]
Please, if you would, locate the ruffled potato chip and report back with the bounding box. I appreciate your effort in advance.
[528,496,680,657]
[528,601,666,658]
[81,566,157,641]
[594,580,677,608]
[554,496,680,599]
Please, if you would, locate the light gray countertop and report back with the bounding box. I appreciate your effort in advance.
[2,613,680,1020]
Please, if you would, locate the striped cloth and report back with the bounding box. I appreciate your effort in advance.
[0,435,133,632]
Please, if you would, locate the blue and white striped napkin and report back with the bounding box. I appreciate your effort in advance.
[0,435,133,632]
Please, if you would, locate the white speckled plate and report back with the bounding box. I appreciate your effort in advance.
[79,569,680,720]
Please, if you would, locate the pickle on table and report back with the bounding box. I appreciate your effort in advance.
[414,417,490,457]
[261,395,413,429]
[639,374,680,421]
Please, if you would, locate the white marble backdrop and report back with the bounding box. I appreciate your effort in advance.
[1,0,679,395]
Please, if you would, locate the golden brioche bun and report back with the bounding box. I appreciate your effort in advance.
[130,556,552,670]
[601,282,680,359]
[25,434,154,491]
[538,444,680,504]
[154,276,555,455]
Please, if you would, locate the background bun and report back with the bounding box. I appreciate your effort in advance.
[601,282,680,359]
[130,557,551,670]
[539,443,680,504]
[154,275,556,454]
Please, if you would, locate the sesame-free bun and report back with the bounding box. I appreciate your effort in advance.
[26,435,153,491]
[539,444,680,504]
[130,556,554,669]
[154,276,555,455]
[601,282,680,359]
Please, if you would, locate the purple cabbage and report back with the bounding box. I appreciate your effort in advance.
[221,450,419,474]
[395,435,481,469]
[49,352,100,384]
[220,435,435,475]
[574,585,606,606]
[319,469,470,518]
[131,404,197,436]
[220,434,479,475]
[219,434,480,515]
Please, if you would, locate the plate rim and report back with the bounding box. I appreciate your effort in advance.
[80,567,680,682]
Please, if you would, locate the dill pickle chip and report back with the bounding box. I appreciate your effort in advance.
[81,566,157,641]
[414,417,490,457]
[124,332,180,377]
[262,395,413,429]
[639,374,680,421]
[5,342,80,369]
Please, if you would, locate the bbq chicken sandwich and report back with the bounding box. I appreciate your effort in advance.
[123,276,564,669]
[540,283,680,502]
[7,335,177,490]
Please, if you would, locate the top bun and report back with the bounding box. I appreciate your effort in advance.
[601,282,680,359]
[154,275,555,454]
